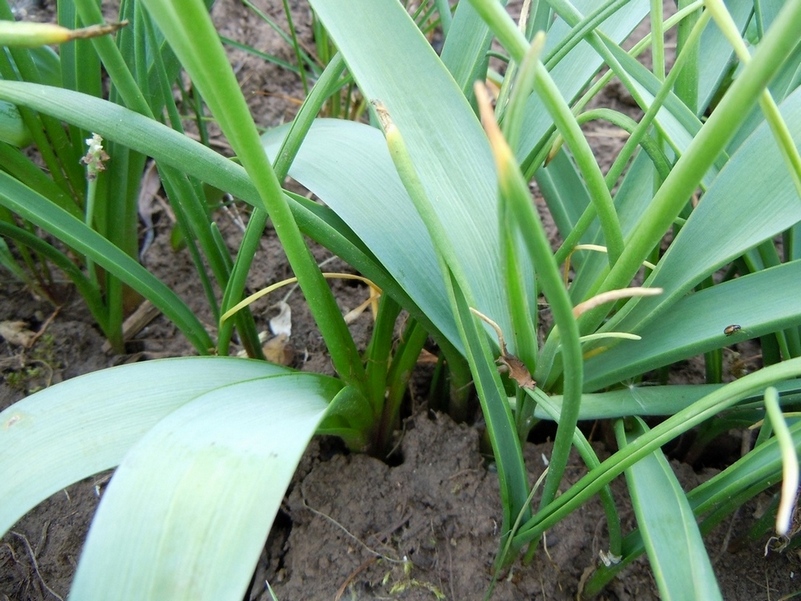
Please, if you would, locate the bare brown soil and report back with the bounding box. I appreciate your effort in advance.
[1,2,799,600]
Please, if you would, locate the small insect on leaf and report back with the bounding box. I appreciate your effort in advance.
[724,324,742,336]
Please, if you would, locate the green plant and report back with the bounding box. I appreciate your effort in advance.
[0,0,276,355]
[2,0,801,599]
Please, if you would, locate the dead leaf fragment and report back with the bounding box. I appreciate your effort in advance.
[263,333,293,366]
[0,321,36,347]
[269,301,292,338]
[497,352,536,390]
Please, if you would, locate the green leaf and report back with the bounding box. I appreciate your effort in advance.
[584,415,801,595]
[618,418,722,601]
[537,379,801,420]
[607,88,801,334]
[600,39,721,186]
[261,119,459,349]
[0,171,213,353]
[695,0,752,113]
[514,357,801,548]
[515,0,649,163]
[586,260,801,389]
[0,357,305,536]
[140,0,365,384]
[441,0,494,104]
[69,373,336,601]
[307,0,520,352]
[0,99,30,146]
[447,268,530,559]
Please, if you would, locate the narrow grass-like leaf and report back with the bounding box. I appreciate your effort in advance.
[0,83,433,352]
[262,119,457,348]
[585,417,801,595]
[696,0,752,113]
[447,269,530,562]
[512,0,649,164]
[140,0,365,386]
[0,100,30,146]
[601,39,720,184]
[479,91,582,510]
[468,0,626,264]
[534,384,724,420]
[533,391,622,558]
[0,172,212,352]
[764,387,800,535]
[218,53,349,357]
[514,357,801,548]
[579,4,801,334]
[690,418,801,516]
[441,0,494,104]
[601,86,801,337]
[0,220,108,333]
[70,374,336,601]
[617,418,722,600]
[373,98,531,537]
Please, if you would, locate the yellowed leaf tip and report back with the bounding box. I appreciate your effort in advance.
[474,82,515,167]
[572,287,663,318]
[69,20,128,41]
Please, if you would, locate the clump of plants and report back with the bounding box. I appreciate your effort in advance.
[2,0,801,599]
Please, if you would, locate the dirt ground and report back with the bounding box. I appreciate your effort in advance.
[1,1,800,600]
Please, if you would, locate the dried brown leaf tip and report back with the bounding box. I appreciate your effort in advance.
[470,308,536,390]
[497,352,536,390]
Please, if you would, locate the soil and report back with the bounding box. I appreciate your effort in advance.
[1,2,800,600]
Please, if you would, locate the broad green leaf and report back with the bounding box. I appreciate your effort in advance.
[537,384,723,420]
[601,39,723,187]
[0,81,366,263]
[307,0,520,352]
[0,83,433,349]
[0,357,304,536]
[70,374,336,601]
[261,119,460,350]
[537,379,801,420]
[0,219,107,331]
[0,99,30,146]
[571,2,801,337]
[690,417,801,515]
[513,357,801,547]
[446,268,530,558]
[559,152,657,304]
[586,260,801,389]
[755,0,786,35]
[441,0,495,104]
[696,0,752,113]
[619,418,722,601]
[536,150,592,245]
[140,0,367,383]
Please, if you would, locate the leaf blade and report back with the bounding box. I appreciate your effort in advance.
[619,418,723,601]
[0,357,305,535]
[70,374,336,601]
